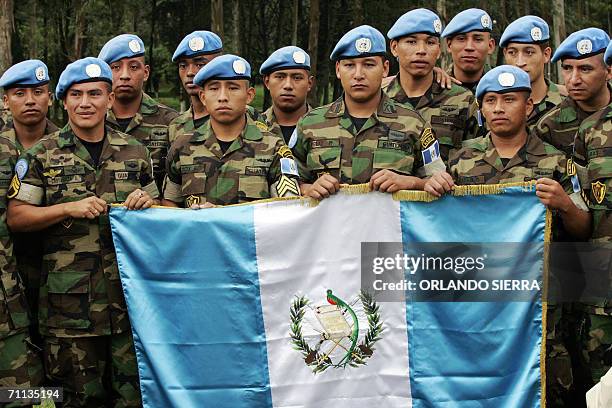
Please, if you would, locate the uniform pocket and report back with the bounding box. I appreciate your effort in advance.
[373,149,413,175]
[45,271,91,329]
[0,269,30,335]
[114,171,142,202]
[306,146,341,179]
[239,175,269,200]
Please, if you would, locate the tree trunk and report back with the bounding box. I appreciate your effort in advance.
[0,0,14,74]
[212,0,224,40]
[291,0,298,45]
[437,0,450,70]
[232,0,241,54]
[552,0,566,83]
[29,0,37,58]
[307,0,319,106]
[73,0,86,60]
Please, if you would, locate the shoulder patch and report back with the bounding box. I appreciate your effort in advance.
[14,159,28,180]
[566,158,576,177]
[277,145,294,158]
[592,181,606,204]
[7,175,20,199]
[420,127,435,149]
[255,121,269,132]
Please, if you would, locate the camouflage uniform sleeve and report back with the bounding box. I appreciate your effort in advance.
[139,146,160,199]
[414,123,446,177]
[8,148,45,205]
[464,94,480,140]
[269,138,300,198]
[292,117,315,183]
[447,147,462,182]
[162,141,183,203]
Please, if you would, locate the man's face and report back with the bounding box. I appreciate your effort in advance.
[63,81,115,130]
[480,91,533,138]
[561,55,612,103]
[264,69,312,113]
[447,32,495,75]
[178,53,221,97]
[109,56,149,101]
[503,43,551,83]
[391,34,441,78]
[335,56,389,103]
[3,85,51,126]
[200,80,255,124]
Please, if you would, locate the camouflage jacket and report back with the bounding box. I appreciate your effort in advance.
[10,125,159,337]
[573,103,612,243]
[164,116,300,207]
[383,74,479,161]
[534,84,612,157]
[527,80,566,129]
[169,105,264,145]
[0,109,12,132]
[446,63,492,94]
[262,104,312,147]
[0,135,30,340]
[106,92,179,191]
[293,93,445,184]
[449,131,568,188]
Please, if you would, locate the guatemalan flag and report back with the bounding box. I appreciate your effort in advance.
[110,184,548,408]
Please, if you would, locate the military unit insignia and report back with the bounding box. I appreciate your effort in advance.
[280,157,299,177]
[433,19,442,34]
[232,59,247,75]
[14,159,28,180]
[290,289,383,373]
[43,168,62,178]
[576,39,592,55]
[566,158,577,176]
[292,51,306,64]
[530,27,543,41]
[354,37,372,53]
[186,195,201,208]
[189,36,205,52]
[61,217,73,229]
[85,64,102,78]
[480,14,491,29]
[592,181,606,204]
[128,39,142,53]
[497,72,516,87]
[277,145,293,159]
[255,121,269,132]
[35,66,46,81]
[420,127,435,149]
[6,175,21,199]
[276,175,300,196]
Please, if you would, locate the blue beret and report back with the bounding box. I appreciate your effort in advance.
[193,54,251,86]
[552,28,610,63]
[0,60,50,89]
[56,57,113,100]
[606,41,612,66]
[330,25,386,61]
[98,34,145,64]
[260,46,311,75]
[387,8,443,40]
[172,31,223,62]
[441,8,493,38]
[475,65,531,100]
[500,16,550,48]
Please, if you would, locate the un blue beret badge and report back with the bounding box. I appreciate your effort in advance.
[293,51,306,64]
[497,72,516,87]
[530,27,543,41]
[577,39,593,55]
[128,39,141,53]
[85,64,102,78]
[233,59,247,75]
[189,36,205,52]
[433,19,442,34]
[481,14,491,29]
[35,67,46,81]
[355,38,372,53]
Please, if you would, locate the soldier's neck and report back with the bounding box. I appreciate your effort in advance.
[112,92,143,119]
[344,91,381,118]
[575,86,611,114]
[452,65,484,84]
[12,118,46,149]
[399,69,433,97]
[70,121,105,143]
[491,129,528,158]
[273,103,307,126]
[530,75,548,104]
[191,95,208,119]
[211,115,246,142]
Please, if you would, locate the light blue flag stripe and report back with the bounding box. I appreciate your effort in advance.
[110,206,273,408]
[400,187,545,407]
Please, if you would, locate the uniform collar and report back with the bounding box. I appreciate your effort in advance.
[57,124,128,148]
[385,72,443,108]
[263,104,312,126]
[325,91,398,119]
[543,79,564,106]
[190,114,263,143]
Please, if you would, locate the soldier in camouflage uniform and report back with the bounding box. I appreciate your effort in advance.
[385,8,479,162]
[425,65,591,407]
[0,60,59,351]
[295,25,445,200]
[441,9,496,94]
[0,135,43,407]
[0,108,12,131]
[163,55,300,207]
[499,16,567,129]
[99,34,179,191]
[260,46,313,148]
[569,42,612,396]
[7,58,158,407]
[534,28,611,158]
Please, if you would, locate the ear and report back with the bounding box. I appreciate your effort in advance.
[48,92,54,107]
[263,75,271,90]
[2,94,8,110]
[106,92,115,110]
[198,88,206,106]
[143,64,151,81]
[390,40,399,58]
[543,47,552,64]
[488,38,496,55]
[335,61,341,80]
[246,86,256,105]
[307,75,314,92]
[525,96,534,117]
[382,59,390,77]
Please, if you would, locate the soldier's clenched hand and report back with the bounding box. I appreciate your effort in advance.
[124,189,154,210]
[64,196,107,219]
[370,170,421,193]
[535,178,572,211]
[424,171,455,197]
[305,174,341,200]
